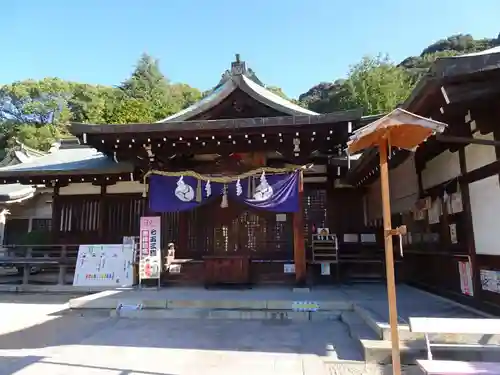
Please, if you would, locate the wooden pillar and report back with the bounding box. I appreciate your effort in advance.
[293,171,306,285]
[458,146,479,297]
[98,184,107,243]
[57,245,67,285]
[379,141,402,375]
[51,184,61,244]
[178,213,187,255]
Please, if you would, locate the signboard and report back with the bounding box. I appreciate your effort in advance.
[73,244,134,287]
[320,263,331,275]
[458,261,474,297]
[480,269,500,294]
[139,216,162,280]
[292,301,320,312]
[284,263,295,274]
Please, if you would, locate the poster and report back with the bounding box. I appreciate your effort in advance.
[428,198,441,224]
[284,264,295,274]
[73,244,135,287]
[458,261,474,296]
[450,191,463,214]
[449,223,458,244]
[320,263,330,275]
[139,216,162,280]
[480,269,500,294]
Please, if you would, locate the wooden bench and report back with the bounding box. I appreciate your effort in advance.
[409,317,500,374]
[416,360,500,374]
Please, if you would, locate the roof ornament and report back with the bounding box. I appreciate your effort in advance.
[231,53,247,76]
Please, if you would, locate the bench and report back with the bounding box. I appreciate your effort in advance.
[416,360,500,375]
[409,317,500,374]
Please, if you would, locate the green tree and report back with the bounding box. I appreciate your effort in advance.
[118,53,201,121]
[339,55,414,115]
[68,84,117,124]
[107,97,155,124]
[0,78,73,150]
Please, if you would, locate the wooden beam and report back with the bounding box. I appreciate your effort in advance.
[436,134,500,147]
[458,147,479,300]
[293,172,306,286]
[98,184,107,243]
[70,109,363,135]
[51,185,61,244]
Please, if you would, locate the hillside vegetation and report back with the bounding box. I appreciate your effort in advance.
[0,33,498,153]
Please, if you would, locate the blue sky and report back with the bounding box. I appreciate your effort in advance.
[1,0,498,98]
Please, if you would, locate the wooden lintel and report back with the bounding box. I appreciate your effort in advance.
[436,134,500,147]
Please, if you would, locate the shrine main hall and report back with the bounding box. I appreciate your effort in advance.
[0,56,382,286]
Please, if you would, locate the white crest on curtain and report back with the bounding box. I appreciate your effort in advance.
[253,171,273,201]
[205,180,211,197]
[174,176,195,202]
[236,178,243,196]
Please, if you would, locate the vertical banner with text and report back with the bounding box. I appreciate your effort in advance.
[139,216,162,281]
[458,260,474,297]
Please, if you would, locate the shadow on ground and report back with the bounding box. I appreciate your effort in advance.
[0,355,44,374]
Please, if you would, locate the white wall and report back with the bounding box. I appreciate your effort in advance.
[469,175,500,256]
[8,193,52,219]
[364,154,418,221]
[421,150,461,190]
[60,181,146,195]
[465,132,497,173]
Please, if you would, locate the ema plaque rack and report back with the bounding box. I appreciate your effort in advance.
[311,233,340,281]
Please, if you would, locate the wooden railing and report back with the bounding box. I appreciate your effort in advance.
[0,244,79,285]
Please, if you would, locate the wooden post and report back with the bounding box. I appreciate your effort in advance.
[379,140,402,375]
[58,245,67,285]
[293,171,306,285]
[98,184,107,243]
[51,185,61,244]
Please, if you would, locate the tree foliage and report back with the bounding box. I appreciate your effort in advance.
[0,53,201,151]
[1,31,499,153]
[340,55,414,115]
[299,32,500,114]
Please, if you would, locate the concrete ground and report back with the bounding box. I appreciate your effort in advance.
[2,282,482,375]
[0,293,376,375]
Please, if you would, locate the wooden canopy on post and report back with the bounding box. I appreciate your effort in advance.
[347,108,447,375]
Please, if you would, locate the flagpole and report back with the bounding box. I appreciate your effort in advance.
[379,139,402,375]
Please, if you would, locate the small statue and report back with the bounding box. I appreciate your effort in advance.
[164,243,176,271]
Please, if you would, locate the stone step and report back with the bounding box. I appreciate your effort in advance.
[360,338,500,365]
[110,307,344,321]
[69,293,353,311]
[323,360,422,375]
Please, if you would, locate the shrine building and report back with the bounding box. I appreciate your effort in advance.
[348,46,500,314]
[0,56,378,286]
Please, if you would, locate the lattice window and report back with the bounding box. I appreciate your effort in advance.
[302,189,328,246]
[32,218,52,232]
[161,211,180,250]
[106,195,146,241]
[59,197,100,232]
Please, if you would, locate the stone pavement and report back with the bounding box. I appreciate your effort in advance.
[0,293,403,375]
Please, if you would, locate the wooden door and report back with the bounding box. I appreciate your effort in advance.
[212,201,246,255]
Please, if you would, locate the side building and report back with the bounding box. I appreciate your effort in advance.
[348,46,500,314]
[0,140,53,247]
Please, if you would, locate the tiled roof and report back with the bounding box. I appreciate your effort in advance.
[157,57,317,123]
[0,146,133,177]
[0,184,35,204]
